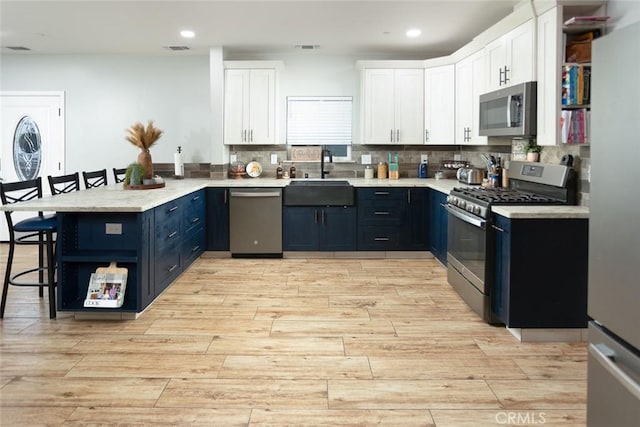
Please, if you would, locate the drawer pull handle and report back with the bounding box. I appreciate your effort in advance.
[191,217,200,224]
[374,191,390,195]
[374,237,390,241]
[491,224,505,233]
[168,264,179,273]
[191,245,200,253]
[168,231,178,239]
[192,195,200,201]
[374,211,390,215]
[168,206,179,212]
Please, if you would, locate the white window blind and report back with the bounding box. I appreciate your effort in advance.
[286,96,352,145]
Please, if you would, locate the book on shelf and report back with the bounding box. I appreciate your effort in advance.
[84,271,128,308]
[564,16,610,26]
[560,108,590,145]
[562,65,591,106]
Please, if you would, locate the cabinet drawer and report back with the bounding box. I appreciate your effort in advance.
[358,226,401,250]
[357,188,406,202]
[182,229,205,268]
[155,242,181,290]
[155,200,182,223]
[155,213,181,249]
[358,201,404,225]
[183,191,205,234]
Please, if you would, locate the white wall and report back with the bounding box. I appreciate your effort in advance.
[0,54,211,173]
[608,0,640,31]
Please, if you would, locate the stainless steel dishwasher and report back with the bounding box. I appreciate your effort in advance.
[229,188,282,257]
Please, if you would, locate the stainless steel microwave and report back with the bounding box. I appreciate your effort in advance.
[479,81,537,137]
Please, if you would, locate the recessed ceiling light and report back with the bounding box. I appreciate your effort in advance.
[180,30,195,38]
[406,29,422,38]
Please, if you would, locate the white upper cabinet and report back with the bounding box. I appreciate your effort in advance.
[485,19,534,91]
[424,64,455,145]
[455,50,487,145]
[362,68,424,144]
[536,7,562,146]
[224,68,276,145]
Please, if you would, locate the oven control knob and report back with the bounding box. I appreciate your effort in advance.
[472,206,481,215]
[458,200,466,209]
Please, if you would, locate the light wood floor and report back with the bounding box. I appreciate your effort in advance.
[0,245,587,426]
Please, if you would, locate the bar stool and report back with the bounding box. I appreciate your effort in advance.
[112,168,126,184]
[48,172,80,195]
[0,177,58,319]
[82,169,107,189]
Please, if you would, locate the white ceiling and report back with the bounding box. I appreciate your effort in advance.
[0,0,521,58]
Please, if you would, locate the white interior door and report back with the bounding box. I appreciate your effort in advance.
[0,92,65,242]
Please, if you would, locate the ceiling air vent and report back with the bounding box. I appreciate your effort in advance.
[164,46,190,51]
[295,45,320,50]
[5,46,31,51]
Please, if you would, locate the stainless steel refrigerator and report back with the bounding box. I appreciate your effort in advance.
[588,21,640,426]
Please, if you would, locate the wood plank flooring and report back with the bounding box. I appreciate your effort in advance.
[0,246,588,426]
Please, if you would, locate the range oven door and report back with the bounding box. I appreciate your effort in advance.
[445,204,492,321]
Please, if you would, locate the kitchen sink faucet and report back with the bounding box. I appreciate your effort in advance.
[320,147,333,179]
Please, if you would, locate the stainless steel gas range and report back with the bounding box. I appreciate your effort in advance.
[445,161,576,323]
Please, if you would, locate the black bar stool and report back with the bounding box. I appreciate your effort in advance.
[82,169,108,189]
[48,172,80,195]
[0,177,58,319]
[112,168,126,184]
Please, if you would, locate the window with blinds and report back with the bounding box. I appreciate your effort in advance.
[286,96,353,146]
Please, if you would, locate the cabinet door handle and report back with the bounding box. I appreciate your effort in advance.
[314,209,318,224]
[192,195,200,201]
[224,189,228,204]
[374,211,390,215]
[499,67,504,85]
[396,129,400,142]
[168,231,178,239]
[168,206,179,212]
[191,217,200,224]
[390,129,394,142]
[407,189,411,204]
[250,129,253,142]
[322,210,326,225]
[491,224,505,233]
[374,237,390,241]
[504,66,510,84]
[191,245,200,253]
[168,264,179,273]
[425,129,429,142]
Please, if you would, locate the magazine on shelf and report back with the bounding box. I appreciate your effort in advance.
[84,269,128,308]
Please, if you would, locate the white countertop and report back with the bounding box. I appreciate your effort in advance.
[2,177,588,219]
[492,205,590,219]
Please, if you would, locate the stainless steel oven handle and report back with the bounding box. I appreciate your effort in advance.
[445,204,486,229]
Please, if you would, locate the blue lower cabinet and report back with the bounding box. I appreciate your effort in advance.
[428,189,448,264]
[492,214,589,328]
[357,187,428,251]
[283,206,356,251]
[402,188,429,250]
[57,189,208,314]
[206,188,229,250]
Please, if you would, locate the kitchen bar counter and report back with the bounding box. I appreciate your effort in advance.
[2,177,588,218]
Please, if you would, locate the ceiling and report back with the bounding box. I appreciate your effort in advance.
[0,0,521,58]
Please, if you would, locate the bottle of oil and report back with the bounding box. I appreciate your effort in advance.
[289,163,296,179]
[276,163,283,179]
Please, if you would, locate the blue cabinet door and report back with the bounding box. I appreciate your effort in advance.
[206,188,229,251]
[283,207,320,251]
[321,207,356,251]
[428,189,448,264]
[403,188,429,250]
[492,214,510,324]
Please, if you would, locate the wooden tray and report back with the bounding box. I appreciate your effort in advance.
[123,182,166,190]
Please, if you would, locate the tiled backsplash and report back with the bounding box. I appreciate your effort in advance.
[152,141,591,206]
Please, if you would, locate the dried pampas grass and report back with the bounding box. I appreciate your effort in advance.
[125,120,163,150]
